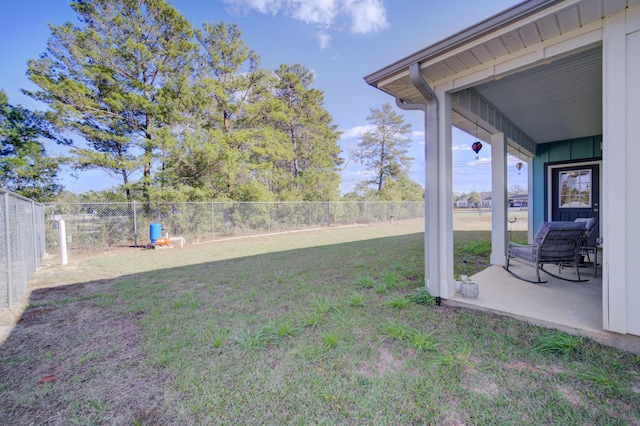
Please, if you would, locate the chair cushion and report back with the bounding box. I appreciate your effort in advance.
[533,221,586,245]
[574,217,597,231]
[509,245,537,263]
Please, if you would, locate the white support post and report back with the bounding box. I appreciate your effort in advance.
[132,200,138,247]
[58,219,68,266]
[602,8,640,335]
[424,98,439,298]
[211,203,215,241]
[436,89,455,298]
[490,132,508,266]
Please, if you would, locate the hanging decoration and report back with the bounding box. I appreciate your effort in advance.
[515,162,523,174]
[471,141,482,159]
[472,121,482,159]
[515,142,524,174]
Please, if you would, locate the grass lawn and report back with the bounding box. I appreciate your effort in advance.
[1,219,639,424]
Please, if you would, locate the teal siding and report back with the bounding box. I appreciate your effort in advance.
[532,135,602,235]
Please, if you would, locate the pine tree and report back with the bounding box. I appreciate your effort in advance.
[356,103,413,193]
[270,64,343,200]
[25,0,195,202]
[164,21,281,200]
[0,90,69,201]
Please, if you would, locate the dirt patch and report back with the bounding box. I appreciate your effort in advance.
[556,385,583,407]
[504,360,570,379]
[357,345,405,377]
[505,360,537,372]
[0,280,183,424]
[463,371,500,397]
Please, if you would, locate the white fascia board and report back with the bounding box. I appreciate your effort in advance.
[376,1,603,96]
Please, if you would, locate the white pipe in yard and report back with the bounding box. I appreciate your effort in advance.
[58,219,68,266]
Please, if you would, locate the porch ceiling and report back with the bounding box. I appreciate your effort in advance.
[365,0,637,145]
[453,46,602,144]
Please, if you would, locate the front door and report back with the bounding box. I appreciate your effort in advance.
[550,163,600,238]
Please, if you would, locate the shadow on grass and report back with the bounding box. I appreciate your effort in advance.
[0,233,424,423]
[2,230,638,425]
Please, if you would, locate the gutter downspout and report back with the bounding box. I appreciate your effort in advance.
[395,63,441,306]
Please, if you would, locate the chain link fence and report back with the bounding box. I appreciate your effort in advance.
[1,189,45,313]
[44,201,424,253]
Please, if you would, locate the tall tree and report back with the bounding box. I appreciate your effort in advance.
[25,0,196,202]
[164,21,280,200]
[468,190,481,209]
[270,64,343,200]
[0,90,69,201]
[356,103,413,193]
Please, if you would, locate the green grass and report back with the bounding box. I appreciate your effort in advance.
[385,296,410,309]
[347,292,365,307]
[3,221,639,424]
[453,232,493,279]
[532,331,583,356]
[409,287,435,305]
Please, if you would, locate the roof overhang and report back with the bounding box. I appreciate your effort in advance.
[365,0,637,147]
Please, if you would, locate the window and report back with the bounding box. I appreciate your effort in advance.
[559,170,591,208]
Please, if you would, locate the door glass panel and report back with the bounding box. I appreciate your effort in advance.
[559,170,591,208]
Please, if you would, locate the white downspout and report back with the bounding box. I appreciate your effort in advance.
[395,63,442,304]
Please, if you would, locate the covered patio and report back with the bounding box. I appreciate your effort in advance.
[450,264,602,335]
[448,262,640,354]
[365,0,640,336]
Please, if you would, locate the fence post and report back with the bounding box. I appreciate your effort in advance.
[211,202,215,241]
[267,202,271,233]
[3,193,13,308]
[31,200,37,268]
[133,200,138,247]
[59,219,68,266]
[327,201,331,227]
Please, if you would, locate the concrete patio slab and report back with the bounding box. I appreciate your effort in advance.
[446,263,640,354]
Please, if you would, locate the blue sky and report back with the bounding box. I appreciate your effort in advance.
[0,0,528,195]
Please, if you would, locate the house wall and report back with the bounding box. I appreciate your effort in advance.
[531,136,602,232]
[604,5,640,335]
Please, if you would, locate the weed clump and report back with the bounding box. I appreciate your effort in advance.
[409,287,435,305]
[533,331,583,356]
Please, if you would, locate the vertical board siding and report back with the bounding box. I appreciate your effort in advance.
[531,135,603,233]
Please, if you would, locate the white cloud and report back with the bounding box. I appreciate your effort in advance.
[345,0,388,34]
[410,130,425,145]
[315,30,332,50]
[344,169,376,178]
[340,124,375,139]
[467,157,492,166]
[233,0,283,14]
[291,0,337,26]
[221,0,389,48]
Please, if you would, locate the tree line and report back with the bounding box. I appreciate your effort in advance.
[1,0,422,203]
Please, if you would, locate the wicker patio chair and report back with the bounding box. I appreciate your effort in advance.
[504,226,588,284]
[574,217,599,277]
